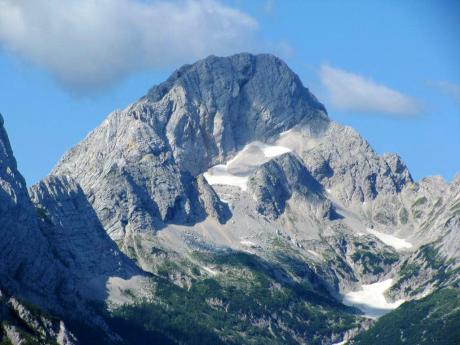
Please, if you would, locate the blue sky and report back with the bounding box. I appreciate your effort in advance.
[0,0,459,185]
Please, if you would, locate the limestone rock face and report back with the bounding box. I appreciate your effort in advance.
[195,175,231,224]
[145,53,328,174]
[247,153,326,219]
[299,123,413,205]
[52,53,329,245]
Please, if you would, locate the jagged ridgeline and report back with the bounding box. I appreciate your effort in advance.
[0,54,459,345]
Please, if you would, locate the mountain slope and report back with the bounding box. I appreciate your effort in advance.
[1,53,458,344]
[46,54,459,344]
[348,288,460,345]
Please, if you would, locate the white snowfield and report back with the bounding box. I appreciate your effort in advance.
[307,249,321,258]
[203,164,249,190]
[240,240,259,248]
[342,279,406,318]
[331,341,347,345]
[202,266,218,276]
[367,228,413,250]
[251,141,291,157]
[203,141,291,191]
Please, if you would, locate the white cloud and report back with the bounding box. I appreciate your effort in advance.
[435,80,460,105]
[0,0,259,91]
[319,64,419,116]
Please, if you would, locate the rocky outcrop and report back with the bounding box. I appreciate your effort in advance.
[0,290,78,345]
[196,175,231,224]
[247,153,327,219]
[145,53,328,174]
[299,123,413,205]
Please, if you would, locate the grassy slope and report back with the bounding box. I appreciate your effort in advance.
[348,288,460,345]
[108,251,362,345]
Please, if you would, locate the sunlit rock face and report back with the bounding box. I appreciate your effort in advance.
[51,53,329,245]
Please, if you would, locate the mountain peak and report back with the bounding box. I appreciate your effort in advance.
[145,53,327,123]
[142,53,328,172]
[52,53,330,244]
[146,53,321,105]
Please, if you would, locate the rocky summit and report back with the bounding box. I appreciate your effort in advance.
[0,54,459,345]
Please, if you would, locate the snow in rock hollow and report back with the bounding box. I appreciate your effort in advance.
[202,266,218,276]
[203,141,291,191]
[203,164,249,190]
[240,240,259,248]
[342,279,406,318]
[332,341,347,345]
[366,228,413,250]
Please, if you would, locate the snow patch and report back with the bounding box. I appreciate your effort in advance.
[202,266,218,276]
[332,341,347,345]
[203,165,248,191]
[240,240,259,248]
[367,228,412,250]
[203,141,291,191]
[342,279,406,318]
[251,141,291,158]
[279,128,293,137]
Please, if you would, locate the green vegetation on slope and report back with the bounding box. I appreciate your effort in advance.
[0,299,60,345]
[348,288,460,345]
[109,250,363,345]
[392,243,459,297]
[351,242,399,276]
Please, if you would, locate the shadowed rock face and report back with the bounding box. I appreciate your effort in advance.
[0,115,61,301]
[0,290,78,345]
[29,175,142,300]
[52,54,329,244]
[0,114,144,332]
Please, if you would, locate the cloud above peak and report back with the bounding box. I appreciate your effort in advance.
[0,0,259,91]
[319,64,419,116]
